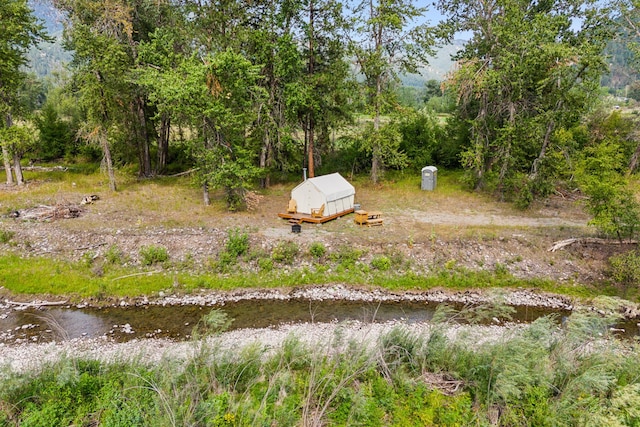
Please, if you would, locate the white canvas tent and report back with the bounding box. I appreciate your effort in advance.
[291,173,355,217]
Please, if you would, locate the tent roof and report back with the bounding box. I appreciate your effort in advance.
[293,173,355,202]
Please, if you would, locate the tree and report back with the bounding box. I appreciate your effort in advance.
[576,138,640,241]
[615,0,640,65]
[295,0,353,178]
[0,0,48,185]
[35,103,73,161]
[0,122,37,185]
[348,0,436,183]
[439,0,611,204]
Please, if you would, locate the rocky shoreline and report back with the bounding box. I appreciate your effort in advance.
[2,285,639,376]
[0,319,521,378]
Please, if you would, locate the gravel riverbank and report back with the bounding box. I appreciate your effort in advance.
[0,320,520,377]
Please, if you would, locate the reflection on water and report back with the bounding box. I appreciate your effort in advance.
[0,299,594,344]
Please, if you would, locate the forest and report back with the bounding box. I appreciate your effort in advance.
[0,0,638,229]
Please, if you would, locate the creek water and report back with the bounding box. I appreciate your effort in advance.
[0,299,579,344]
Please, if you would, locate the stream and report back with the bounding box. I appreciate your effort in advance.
[0,299,585,344]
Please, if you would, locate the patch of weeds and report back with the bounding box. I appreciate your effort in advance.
[258,258,273,272]
[371,255,391,271]
[0,229,15,244]
[246,247,269,262]
[81,251,97,268]
[178,252,195,270]
[104,245,126,265]
[384,248,406,267]
[212,252,236,273]
[609,249,640,297]
[330,246,366,271]
[271,241,299,265]
[308,242,326,259]
[139,245,169,266]
[444,259,457,270]
[330,246,365,263]
[494,263,508,276]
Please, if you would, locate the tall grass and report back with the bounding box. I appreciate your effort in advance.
[2,310,639,426]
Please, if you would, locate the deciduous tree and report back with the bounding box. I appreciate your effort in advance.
[348,0,436,183]
[0,0,48,185]
[439,0,611,204]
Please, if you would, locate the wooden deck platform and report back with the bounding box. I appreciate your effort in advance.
[278,208,355,224]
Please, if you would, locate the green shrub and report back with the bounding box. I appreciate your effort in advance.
[139,245,169,266]
[0,229,14,244]
[371,255,391,271]
[609,249,640,297]
[308,242,326,259]
[225,228,249,258]
[271,241,299,264]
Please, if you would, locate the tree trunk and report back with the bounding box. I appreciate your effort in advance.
[259,131,271,189]
[203,181,210,206]
[307,114,315,178]
[100,130,117,191]
[134,96,152,177]
[2,145,13,185]
[530,118,556,180]
[13,153,24,186]
[3,114,14,185]
[156,113,170,175]
[306,0,316,179]
[371,75,382,184]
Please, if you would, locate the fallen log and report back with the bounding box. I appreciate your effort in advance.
[5,299,69,308]
[548,237,639,252]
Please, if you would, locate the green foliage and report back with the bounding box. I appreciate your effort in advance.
[139,245,169,266]
[308,241,327,259]
[371,255,391,271]
[225,228,249,258]
[0,0,49,116]
[34,102,74,161]
[609,249,640,297]
[271,241,299,265]
[104,245,126,265]
[0,229,15,244]
[576,139,640,240]
[0,122,38,156]
[396,109,445,170]
[5,312,640,426]
[444,0,608,201]
[194,309,233,337]
[257,257,273,272]
[329,246,366,270]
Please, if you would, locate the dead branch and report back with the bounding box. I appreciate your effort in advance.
[22,166,68,172]
[16,204,84,221]
[168,168,199,177]
[421,372,464,396]
[74,242,107,251]
[548,237,639,252]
